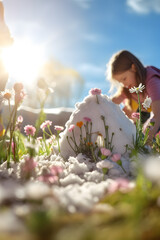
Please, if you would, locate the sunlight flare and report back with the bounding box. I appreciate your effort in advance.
[1,38,45,85]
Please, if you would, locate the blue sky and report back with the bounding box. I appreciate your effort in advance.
[2,0,160,105]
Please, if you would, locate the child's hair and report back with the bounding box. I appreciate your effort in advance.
[106,50,146,109]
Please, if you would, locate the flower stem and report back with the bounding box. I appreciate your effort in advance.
[121,165,127,174]
[57,133,60,153]
[96,95,99,104]
[72,130,79,151]
[137,93,142,131]
[66,136,77,154]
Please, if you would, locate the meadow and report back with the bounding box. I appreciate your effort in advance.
[0,83,160,240]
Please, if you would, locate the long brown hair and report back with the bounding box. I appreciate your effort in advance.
[106,50,146,109]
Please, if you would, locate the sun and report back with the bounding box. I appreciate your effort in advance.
[1,38,45,85]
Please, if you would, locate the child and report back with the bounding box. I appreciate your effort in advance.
[106,50,160,142]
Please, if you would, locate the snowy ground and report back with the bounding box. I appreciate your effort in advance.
[0,152,135,220]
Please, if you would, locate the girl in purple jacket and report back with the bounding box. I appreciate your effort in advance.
[106,50,160,142]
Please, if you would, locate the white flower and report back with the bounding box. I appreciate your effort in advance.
[129,83,145,94]
[96,134,105,148]
[0,89,14,103]
[96,160,114,169]
[142,96,152,110]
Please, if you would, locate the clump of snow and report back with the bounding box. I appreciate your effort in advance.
[60,174,85,186]
[52,181,110,213]
[84,170,104,182]
[25,181,51,200]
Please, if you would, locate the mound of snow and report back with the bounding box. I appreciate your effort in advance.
[60,94,136,159]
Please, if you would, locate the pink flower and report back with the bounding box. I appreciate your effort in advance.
[40,120,52,131]
[38,174,58,184]
[83,117,92,122]
[24,125,36,136]
[23,156,37,173]
[38,165,63,184]
[51,166,63,175]
[131,112,140,119]
[17,115,23,123]
[15,115,24,131]
[54,125,64,132]
[89,88,102,95]
[13,82,24,92]
[108,178,131,193]
[68,124,75,132]
[100,147,111,156]
[111,153,121,162]
[15,90,26,104]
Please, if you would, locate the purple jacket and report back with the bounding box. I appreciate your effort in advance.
[146,66,160,102]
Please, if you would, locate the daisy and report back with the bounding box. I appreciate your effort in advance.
[129,83,145,94]
[142,96,152,110]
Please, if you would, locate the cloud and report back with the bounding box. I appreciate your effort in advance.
[71,0,92,9]
[77,63,104,75]
[127,0,160,14]
[82,33,103,43]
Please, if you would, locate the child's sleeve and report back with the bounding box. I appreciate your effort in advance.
[146,76,160,102]
[111,91,127,104]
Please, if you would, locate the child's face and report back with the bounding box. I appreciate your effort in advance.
[113,64,137,89]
